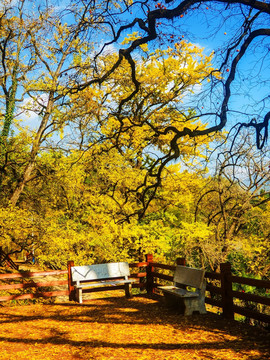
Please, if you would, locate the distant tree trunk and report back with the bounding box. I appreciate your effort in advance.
[0,66,18,162]
[9,92,54,206]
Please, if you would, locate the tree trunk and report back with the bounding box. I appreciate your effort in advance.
[9,92,54,206]
[0,66,18,162]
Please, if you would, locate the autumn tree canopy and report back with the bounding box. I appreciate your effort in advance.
[64,0,270,211]
[69,0,270,147]
[1,0,270,278]
[1,0,269,207]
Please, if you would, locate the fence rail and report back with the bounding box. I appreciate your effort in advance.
[0,269,69,302]
[0,270,67,280]
[1,255,269,325]
[232,275,270,289]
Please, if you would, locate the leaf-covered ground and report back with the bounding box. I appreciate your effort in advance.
[0,293,269,360]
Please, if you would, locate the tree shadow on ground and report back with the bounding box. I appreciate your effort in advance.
[0,293,269,360]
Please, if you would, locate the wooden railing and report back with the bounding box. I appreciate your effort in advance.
[1,255,269,326]
[0,270,69,302]
[147,257,270,325]
[0,262,149,303]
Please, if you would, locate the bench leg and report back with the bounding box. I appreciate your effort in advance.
[183,298,207,316]
[76,287,83,304]
[197,298,207,315]
[163,293,207,315]
[124,283,132,298]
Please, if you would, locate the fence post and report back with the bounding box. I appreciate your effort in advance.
[176,257,186,266]
[67,260,75,301]
[220,262,234,320]
[146,254,154,295]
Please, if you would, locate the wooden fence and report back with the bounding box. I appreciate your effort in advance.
[144,255,270,325]
[1,255,269,325]
[0,270,69,302]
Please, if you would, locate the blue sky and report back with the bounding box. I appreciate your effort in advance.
[11,0,270,147]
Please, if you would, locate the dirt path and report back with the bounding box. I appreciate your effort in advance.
[0,294,269,360]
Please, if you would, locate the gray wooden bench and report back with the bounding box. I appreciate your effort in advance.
[71,262,135,303]
[158,265,207,315]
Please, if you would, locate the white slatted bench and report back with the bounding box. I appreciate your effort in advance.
[158,265,207,315]
[71,262,135,303]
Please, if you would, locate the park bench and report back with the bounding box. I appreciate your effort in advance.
[70,262,135,303]
[158,265,207,315]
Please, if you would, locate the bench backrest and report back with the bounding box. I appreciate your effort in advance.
[71,262,130,284]
[173,265,205,289]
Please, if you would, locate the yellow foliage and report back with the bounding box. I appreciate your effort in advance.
[0,206,44,253]
[1,5,267,279]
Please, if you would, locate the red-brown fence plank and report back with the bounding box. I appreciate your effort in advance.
[206,284,223,295]
[0,270,68,280]
[0,280,68,291]
[67,260,75,301]
[205,297,223,308]
[0,290,69,302]
[233,304,270,324]
[151,262,176,271]
[151,271,174,282]
[129,262,148,268]
[231,276,270,289]
[232,290,270,306]
[130,272,147,278]
[205,272,222,281]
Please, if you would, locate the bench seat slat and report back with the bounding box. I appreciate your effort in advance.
[77,279,136,288]
[158,285,199,298]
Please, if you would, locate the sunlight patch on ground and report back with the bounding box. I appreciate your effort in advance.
[0,295,269,360]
